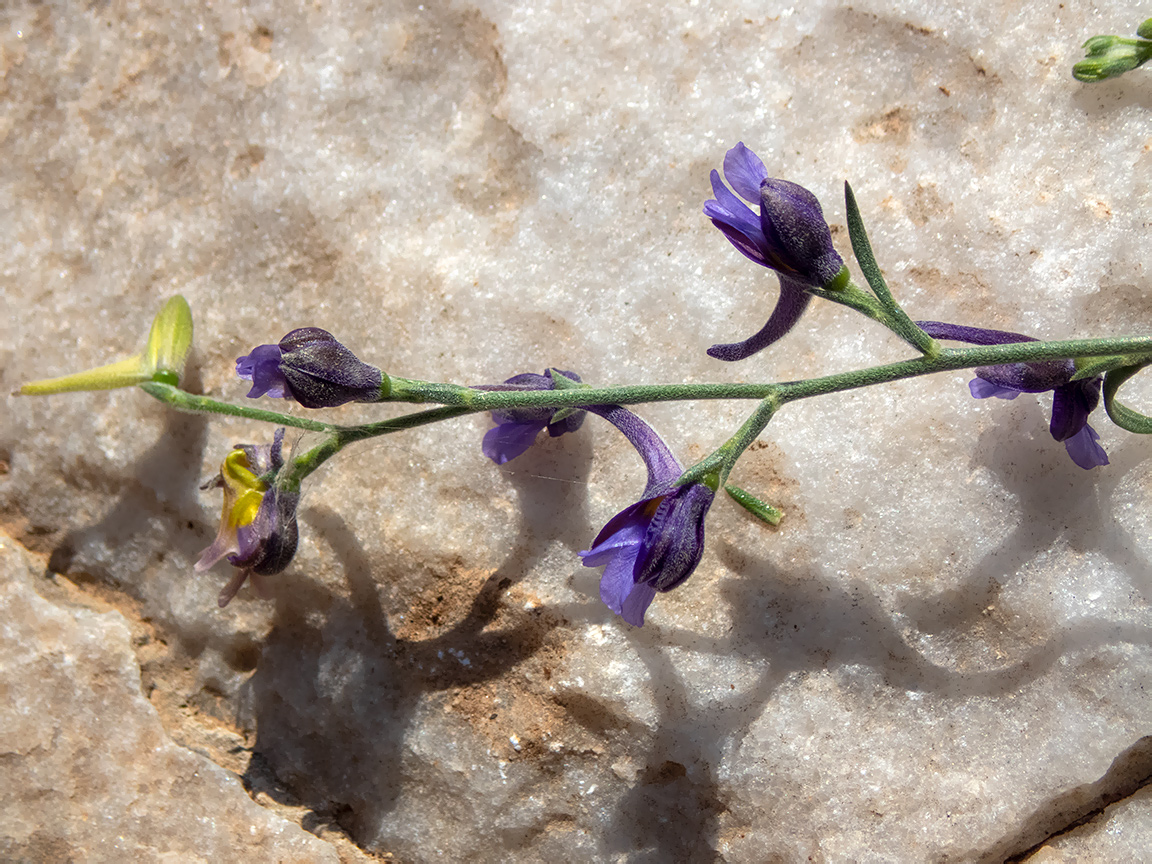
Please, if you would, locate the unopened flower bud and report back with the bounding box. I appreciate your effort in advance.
[237,327,388,408]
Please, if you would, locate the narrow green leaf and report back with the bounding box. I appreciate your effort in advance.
[1103,362,1152,434]
[725,483,783,526]
[843,182,938,356]
[844,181,893,306]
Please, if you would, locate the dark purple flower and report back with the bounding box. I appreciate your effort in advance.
[195,428,301,607]
[703,143,846,361]
[480,369,587,465]
[917,321,1109,469]
[237,327,385,409]
[578,404,714,626]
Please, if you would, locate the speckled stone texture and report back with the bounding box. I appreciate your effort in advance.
[2,0,1151,861]
[0,539,341,863]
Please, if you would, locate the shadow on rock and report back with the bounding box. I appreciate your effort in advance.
[46,366,212,597]
[241,429,595,846]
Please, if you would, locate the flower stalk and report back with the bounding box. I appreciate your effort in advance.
[18,139,1152,619]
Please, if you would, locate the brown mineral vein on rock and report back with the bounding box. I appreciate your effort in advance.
[0,538,340,863]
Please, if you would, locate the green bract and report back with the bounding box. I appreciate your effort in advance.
[18,296,193,395]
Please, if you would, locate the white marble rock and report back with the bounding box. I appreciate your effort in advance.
[0,539,341,862]
[2,0,1151,860]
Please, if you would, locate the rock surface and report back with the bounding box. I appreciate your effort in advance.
[2,0,1151,860]
[0,539,341,863]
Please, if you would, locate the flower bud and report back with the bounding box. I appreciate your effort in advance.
[236,327,387,408]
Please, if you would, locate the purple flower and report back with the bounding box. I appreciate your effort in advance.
[578,405,714,626]
[917,321,1109,470]
[703,143,846,361]
[195,429,301,607]
[480,369,587,465]
[581,481,715,626]
[237,327,385,409]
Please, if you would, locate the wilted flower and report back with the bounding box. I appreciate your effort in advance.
[578,404,715,626]
[18,295,193,394]
[480,369,587,465]
[237,327,386,408]
[196,428,300,607]
[703,143,846,361]
[917,321,1109,469]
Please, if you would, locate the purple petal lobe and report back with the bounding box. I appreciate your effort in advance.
[707,220,770,267]
[723,142,769,202]
[619,582,657,627]
[482,421,545,465]
[704,167,769,267]
[595,544,644,614]
[1063,424,1109,469]
[969,378,1021,400]
[1050,379,1102,442]
[237,344,290,399]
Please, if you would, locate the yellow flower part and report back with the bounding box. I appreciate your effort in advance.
[18,295,193,395]
[195,429,300,607]
[196,448,269,573]
[220,449,268,532]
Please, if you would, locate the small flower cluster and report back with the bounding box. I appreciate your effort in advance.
[1073,18,1152,82]
[19,142,1121,627]
[194,143,1111,622]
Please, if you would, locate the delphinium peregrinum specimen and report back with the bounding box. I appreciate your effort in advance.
[18,144,1152,626]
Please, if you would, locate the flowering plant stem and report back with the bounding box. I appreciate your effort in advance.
[140,334,1152,490]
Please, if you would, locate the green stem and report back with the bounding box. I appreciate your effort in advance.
[807,280,889,325]
[141,335,1152,497]
[281,406,476,488]
[393,336,1152,412]
[142,336,1152,423]
[138,382,336,432]
[679,396,781,489]
[388,377,477,406]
